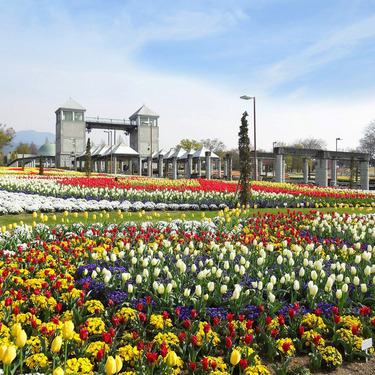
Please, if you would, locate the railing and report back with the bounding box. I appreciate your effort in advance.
[86,117,136,126]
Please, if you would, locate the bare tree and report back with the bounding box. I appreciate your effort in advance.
[295,137,327,149]
[358,120,375,158]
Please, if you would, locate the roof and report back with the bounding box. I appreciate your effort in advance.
[169,148,187,159]
[129,105,159,120]
[162,148,176,160]
[179,148,195,160]
[104,143,139,157]
[192,146,220,159]
[57,98,86,112]
[37,141,56,157]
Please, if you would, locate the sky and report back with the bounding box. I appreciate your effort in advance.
[1,0,375,152]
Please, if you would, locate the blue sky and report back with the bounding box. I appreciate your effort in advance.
[1,0,375,151]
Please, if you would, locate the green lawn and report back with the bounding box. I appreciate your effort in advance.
[1,206,373,229]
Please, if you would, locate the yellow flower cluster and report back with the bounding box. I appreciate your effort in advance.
[150,314,173,330]
[302,330,325,348]
[196,322,220,347]
[86,341,109,359]
[301,313,327,331]
[85,299,105,313]
[85,317,106,334]
[244,364,271,375]
[276,338,295,356]
[153,332,180,348]
[65,357,94,375]
[339,315,361,329]
[205,356,227,372]
[118,345,137,362]
[117,307,137,323]
[319,346,343,368]
[26,336,41,354]
[25,353,49,370]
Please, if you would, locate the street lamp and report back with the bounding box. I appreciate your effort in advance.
[336,137,342,153]
[240,95,257,181]
[104,130,113,174]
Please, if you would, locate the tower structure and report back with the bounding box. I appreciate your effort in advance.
[129,105,159,158]
[55,98,86,168]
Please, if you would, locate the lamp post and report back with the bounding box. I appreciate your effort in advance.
[240,95,257,181]
[104,130,113,174]
[336,137,342,153]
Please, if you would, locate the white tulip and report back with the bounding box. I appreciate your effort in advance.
[353,276,360,286]
[266,282,273,292]
[184,288,191,297]
[220,285,227,294]
[299,268,305,277]
[195,285,202,297]
[257,257,264,266]
[309,284,318,297]
[268,292,275,303]
[341,283,348,293]
[154,268,160,277]
[110,253,117,262]
[336,289,342,299]
[293,280,300,291]
[208,282,215,292]
[136,275,142,284]
[127,284,133,294]
[166,283,173,293]
[361,284,367,293]
[158,284,165,294]
[311,270,318,281]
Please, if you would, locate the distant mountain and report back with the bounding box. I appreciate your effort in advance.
[5,130,55,153]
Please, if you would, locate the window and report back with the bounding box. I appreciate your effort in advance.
[63,111,73,121]
[74,112,83,121]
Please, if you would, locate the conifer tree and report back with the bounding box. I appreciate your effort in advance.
[238,111,252,206]
[39,155,44,175]
[85,138,92,177]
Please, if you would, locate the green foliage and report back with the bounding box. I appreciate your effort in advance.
[0,123,15,151]
[85,138,92,177]
[15,142,30,154]
[10,150,18,162]
[175,139,201,151]
[238,111,252,206]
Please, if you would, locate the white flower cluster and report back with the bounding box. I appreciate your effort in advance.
[0,190,227,215]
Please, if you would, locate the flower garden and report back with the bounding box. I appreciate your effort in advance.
[1,172,375,374]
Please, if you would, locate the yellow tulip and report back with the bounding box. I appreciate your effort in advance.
[2,346,17,365]
[53,367,64,375]
[51,335,63,352]
[230,349,241,365]
[32,212,37,218]
[62,321,74,340]
[0,345,7,361]
[11,323,22,337]
[1,226,5,233]
[166,350,178,367]
[105,356,117,375]
[16,330,27,348]
[115,355,123,373]
[84,212,88,219]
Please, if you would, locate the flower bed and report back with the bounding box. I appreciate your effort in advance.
[0,175,374,214]
[0,210,375,374]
